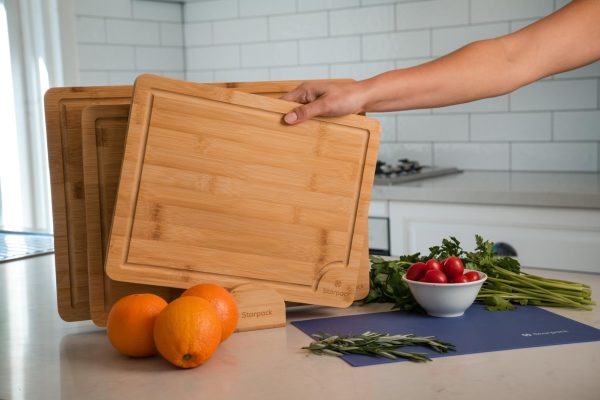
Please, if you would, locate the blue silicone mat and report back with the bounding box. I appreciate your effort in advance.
[292,304,600,367]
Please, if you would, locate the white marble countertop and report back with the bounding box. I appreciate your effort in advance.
[372,171,600,209]
[1,255,599,400]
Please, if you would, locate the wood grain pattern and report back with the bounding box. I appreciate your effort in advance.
[82,104,183,326]
[80,80,370,326]
[230,283,286,331]
[105,75,380,307]
[45,86,133,321]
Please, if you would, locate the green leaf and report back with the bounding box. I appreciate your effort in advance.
[485,295,515,311]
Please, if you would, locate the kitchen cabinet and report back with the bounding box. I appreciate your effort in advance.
[384,200,600,273]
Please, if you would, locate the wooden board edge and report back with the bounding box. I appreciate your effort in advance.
[106,74,380,308]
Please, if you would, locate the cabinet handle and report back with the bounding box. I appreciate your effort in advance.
[492,242,518,257]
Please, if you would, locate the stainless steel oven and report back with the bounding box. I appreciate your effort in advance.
[368,216,390,256]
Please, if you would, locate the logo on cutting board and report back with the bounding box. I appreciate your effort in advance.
[322,287,352,298]
[241,310,273,319]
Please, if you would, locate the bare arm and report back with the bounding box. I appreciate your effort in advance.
[282,0,600,124]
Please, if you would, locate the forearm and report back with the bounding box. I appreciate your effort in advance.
[359,38,518,112]
[358,0,600,113]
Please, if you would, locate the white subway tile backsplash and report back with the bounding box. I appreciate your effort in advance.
[239,0,296,17]
[161,23,184,47]
[214,68,270,82]
[396,0,469,30]
[186,45,240,70]
[136,47,184,71]
[554,61,600,79]
[434,143,510,170]
[510,80,598,111]
[74,0,599,173]
[432,23,509,56]
[269,65,329,80]
[471,113,552,142]
[132,1,181,23]
[434,96,509,113]
[213,18,268,44]
[76,17,105,44]
[396,58,434,69]
[184,23,212,46]
[330,6,394,36]
[299,0,360,12]
[242,42,298,68]
[511,143,598,172]
[161,71,185,80]
[78,44,136,70]
[108,71,139,85]
[510,19,537,33]
[361,0,409,5]
[186,70,215,83]
[470,0,553,23]
[184,0,238,22]
[269,12,328,40]
[75,0,131,19]
[369,114,397,142]
[554,111,600,141]
[363,31,430,61]
[330,61,395,80]
[397,115,469,142]
[79,71,109,86]
[299,37,361,64]
[379,143,433,165]
[106,19,160,46]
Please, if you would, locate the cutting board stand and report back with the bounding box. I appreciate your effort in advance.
[231,283,286,332]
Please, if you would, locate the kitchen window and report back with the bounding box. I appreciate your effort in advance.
[0,0,75,233]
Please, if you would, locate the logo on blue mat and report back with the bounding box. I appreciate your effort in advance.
[521,330,568,337]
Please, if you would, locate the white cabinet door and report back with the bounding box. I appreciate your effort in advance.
[389,201,600,273]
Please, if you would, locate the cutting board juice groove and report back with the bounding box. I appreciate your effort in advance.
[82,104,183,326]
[106,75,380,308]
[78,80,371,326]
[45,86,133,321]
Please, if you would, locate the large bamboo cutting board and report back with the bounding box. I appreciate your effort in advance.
[82,104,183,326]
[105,75,380,307]
[81,80,371,327]
[45,86,133,321]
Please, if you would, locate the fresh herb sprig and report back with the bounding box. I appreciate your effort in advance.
[364,235,595,311]
[303,331,455,363]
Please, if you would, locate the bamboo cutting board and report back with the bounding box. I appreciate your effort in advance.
[105,75,380,307]
[45,86,133,321]
[81,80,371,326]
[82,104,183,326]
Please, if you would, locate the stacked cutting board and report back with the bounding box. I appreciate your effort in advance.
[45,75,380,331]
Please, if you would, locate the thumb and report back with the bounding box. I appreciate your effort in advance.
[283,99,328,125]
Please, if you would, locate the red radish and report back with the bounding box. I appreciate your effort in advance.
[425,259,443,272]
[442,256,464,279]
[406,262,427,281]
[464,271,481,282]
[450,275,469,284]
[420,269,448,284]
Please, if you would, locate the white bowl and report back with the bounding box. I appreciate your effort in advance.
[402,269,488,317]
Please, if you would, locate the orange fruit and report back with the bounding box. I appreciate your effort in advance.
[153,296,222,368]
[181,283,239,342]
[106,293,167,357]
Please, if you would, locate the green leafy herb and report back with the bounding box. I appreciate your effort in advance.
[303,331,455,363]
[364,235,595,312]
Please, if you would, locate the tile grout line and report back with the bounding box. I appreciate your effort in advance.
[180,2,187,80]
[597,142,600,172]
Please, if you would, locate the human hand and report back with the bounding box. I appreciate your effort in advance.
[280,81,367,125]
